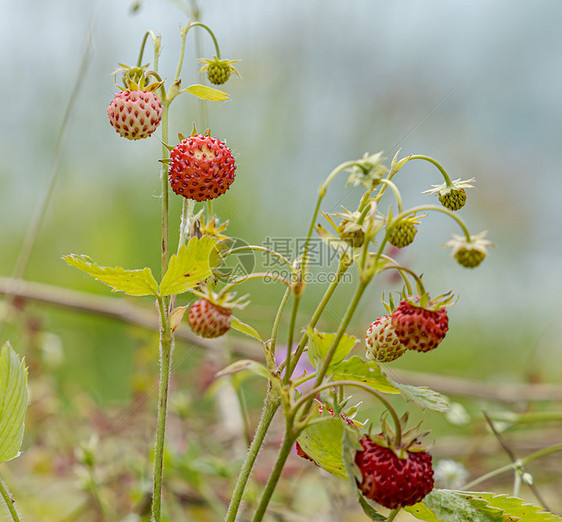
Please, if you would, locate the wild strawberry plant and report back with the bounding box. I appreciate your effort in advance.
[0,11,549,522]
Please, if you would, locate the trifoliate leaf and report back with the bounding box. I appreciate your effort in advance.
[327,356,399,394]
[0,342,28,463]
[63,255,159,296]
[160,236,219,296]
[183,83,229,101]
[306,328,357,370]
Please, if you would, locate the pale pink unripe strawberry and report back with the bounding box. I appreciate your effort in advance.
[107,90,163,140]
[188,298,232,338]
[365,315,406,362]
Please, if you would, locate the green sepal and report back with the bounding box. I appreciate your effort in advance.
[230,317,263,344]
[326,356,400,394]
[306,328,357,370]
[63,254,159,296]
[169,305,189,333]
[159,236,219,296]
[182,84,230,101]
[314,224,353,259]
[0,342,29,463]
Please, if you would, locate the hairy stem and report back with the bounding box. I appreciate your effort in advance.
[225,391,281,522]
[0,476,20,522]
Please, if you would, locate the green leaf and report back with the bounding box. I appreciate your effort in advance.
[327,356,400,394]
[63,255,159,296]
[307,328,357,370]
[341,427,386,521]
[183,83,230,101]
[463,492,561,522]
[392,382,449,413]
[231,317,263,344]
[160,236,219,296]
[410,489,561,522]
[215,359,271,380]
[0,342,29,463]
[296,413,351,479]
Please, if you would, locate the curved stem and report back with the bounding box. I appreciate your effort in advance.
[292,380,402,444]
[0,476,20,522]
[406,155,453,186]
[136,31,155,67]
[218,272,291,297]
[386,508,401,522]
[189,22,222,58]
[379,259,427,296]
[393,204,472,242]
[377,179,403,212]
[225,391,281,522]
[223,246,295,273]
[151,297,173,520]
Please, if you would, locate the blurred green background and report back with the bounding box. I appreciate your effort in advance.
[1,0,562,519]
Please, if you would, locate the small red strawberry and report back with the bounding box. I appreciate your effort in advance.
[355,434,434,509]
[107,90,163,140]
[188,298,232,338]
[168,134,236,201]
[390,295,449,352]
[365,315,406,362]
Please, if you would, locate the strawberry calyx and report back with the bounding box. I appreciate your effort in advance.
[113,63,165,93]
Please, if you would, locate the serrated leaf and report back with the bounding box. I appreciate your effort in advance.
[215,359,271,380]
[0,342,29,463]
[183,83,229,101]
[463,492,561,522]
[392,382,449,413]
[160,236,219,296]
[306,328,357,370]
[327,356,400,394]
[63,255,159,296]
[405,501,442,521]
[296,414,350,479]
[231,317,263,344]
[341,427,387,521]
[418,490,509,522]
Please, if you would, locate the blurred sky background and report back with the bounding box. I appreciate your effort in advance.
[1,0,562,395]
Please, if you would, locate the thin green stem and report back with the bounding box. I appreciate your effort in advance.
[177,199,196,253]
[284,293,301,385]
[136,31,154,67]
[406,155,453,186]
[377,179,403,212]
[288,258,351,375]
[386,508,401,522]
[218,272,291,297]
[151,298,173,521]
[160,101,171,282]
[0,476,20,522]
[313,280,368,387]
[189,22,222,58]
[225,391,281,522]
[251,427,297,521]
[223,246,295,273]
[462,443,562,490]
[174,25,191,80]
[269,287,291,362]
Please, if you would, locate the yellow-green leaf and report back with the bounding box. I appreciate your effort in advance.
[160,236,219,296]
[307,328,357,370]
[183,83,229,101]
[231,317,263,344]
[0,342,29,463]
[63,254,159,296]
[327,356,400,394]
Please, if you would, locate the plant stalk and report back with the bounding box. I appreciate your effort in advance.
[0,476,20,522]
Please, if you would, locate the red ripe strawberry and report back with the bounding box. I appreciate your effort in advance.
[168,135,236,201]
[365,315,406,362]
[188,298,232,338]
[391,296,449,352]
[107,90,163,140]
[355,435,434,509]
